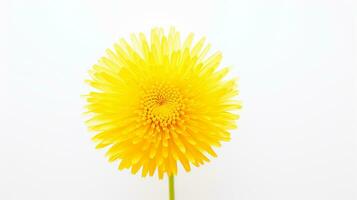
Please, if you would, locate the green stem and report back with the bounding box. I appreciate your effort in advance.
[169,175,175,200]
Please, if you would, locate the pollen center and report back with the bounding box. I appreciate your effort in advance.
[141,83,184,131]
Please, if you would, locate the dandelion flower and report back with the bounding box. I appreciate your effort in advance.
[85,27,241,179]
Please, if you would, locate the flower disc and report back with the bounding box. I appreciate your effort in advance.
[85,27,241,179]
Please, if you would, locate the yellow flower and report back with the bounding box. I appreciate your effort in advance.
[85,27,241,179]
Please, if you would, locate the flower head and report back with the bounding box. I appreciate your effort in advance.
[85,27,241,179]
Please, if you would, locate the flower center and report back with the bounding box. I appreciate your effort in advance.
[141,83,184,131]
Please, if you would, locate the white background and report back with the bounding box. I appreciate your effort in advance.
[2,0,356,199]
